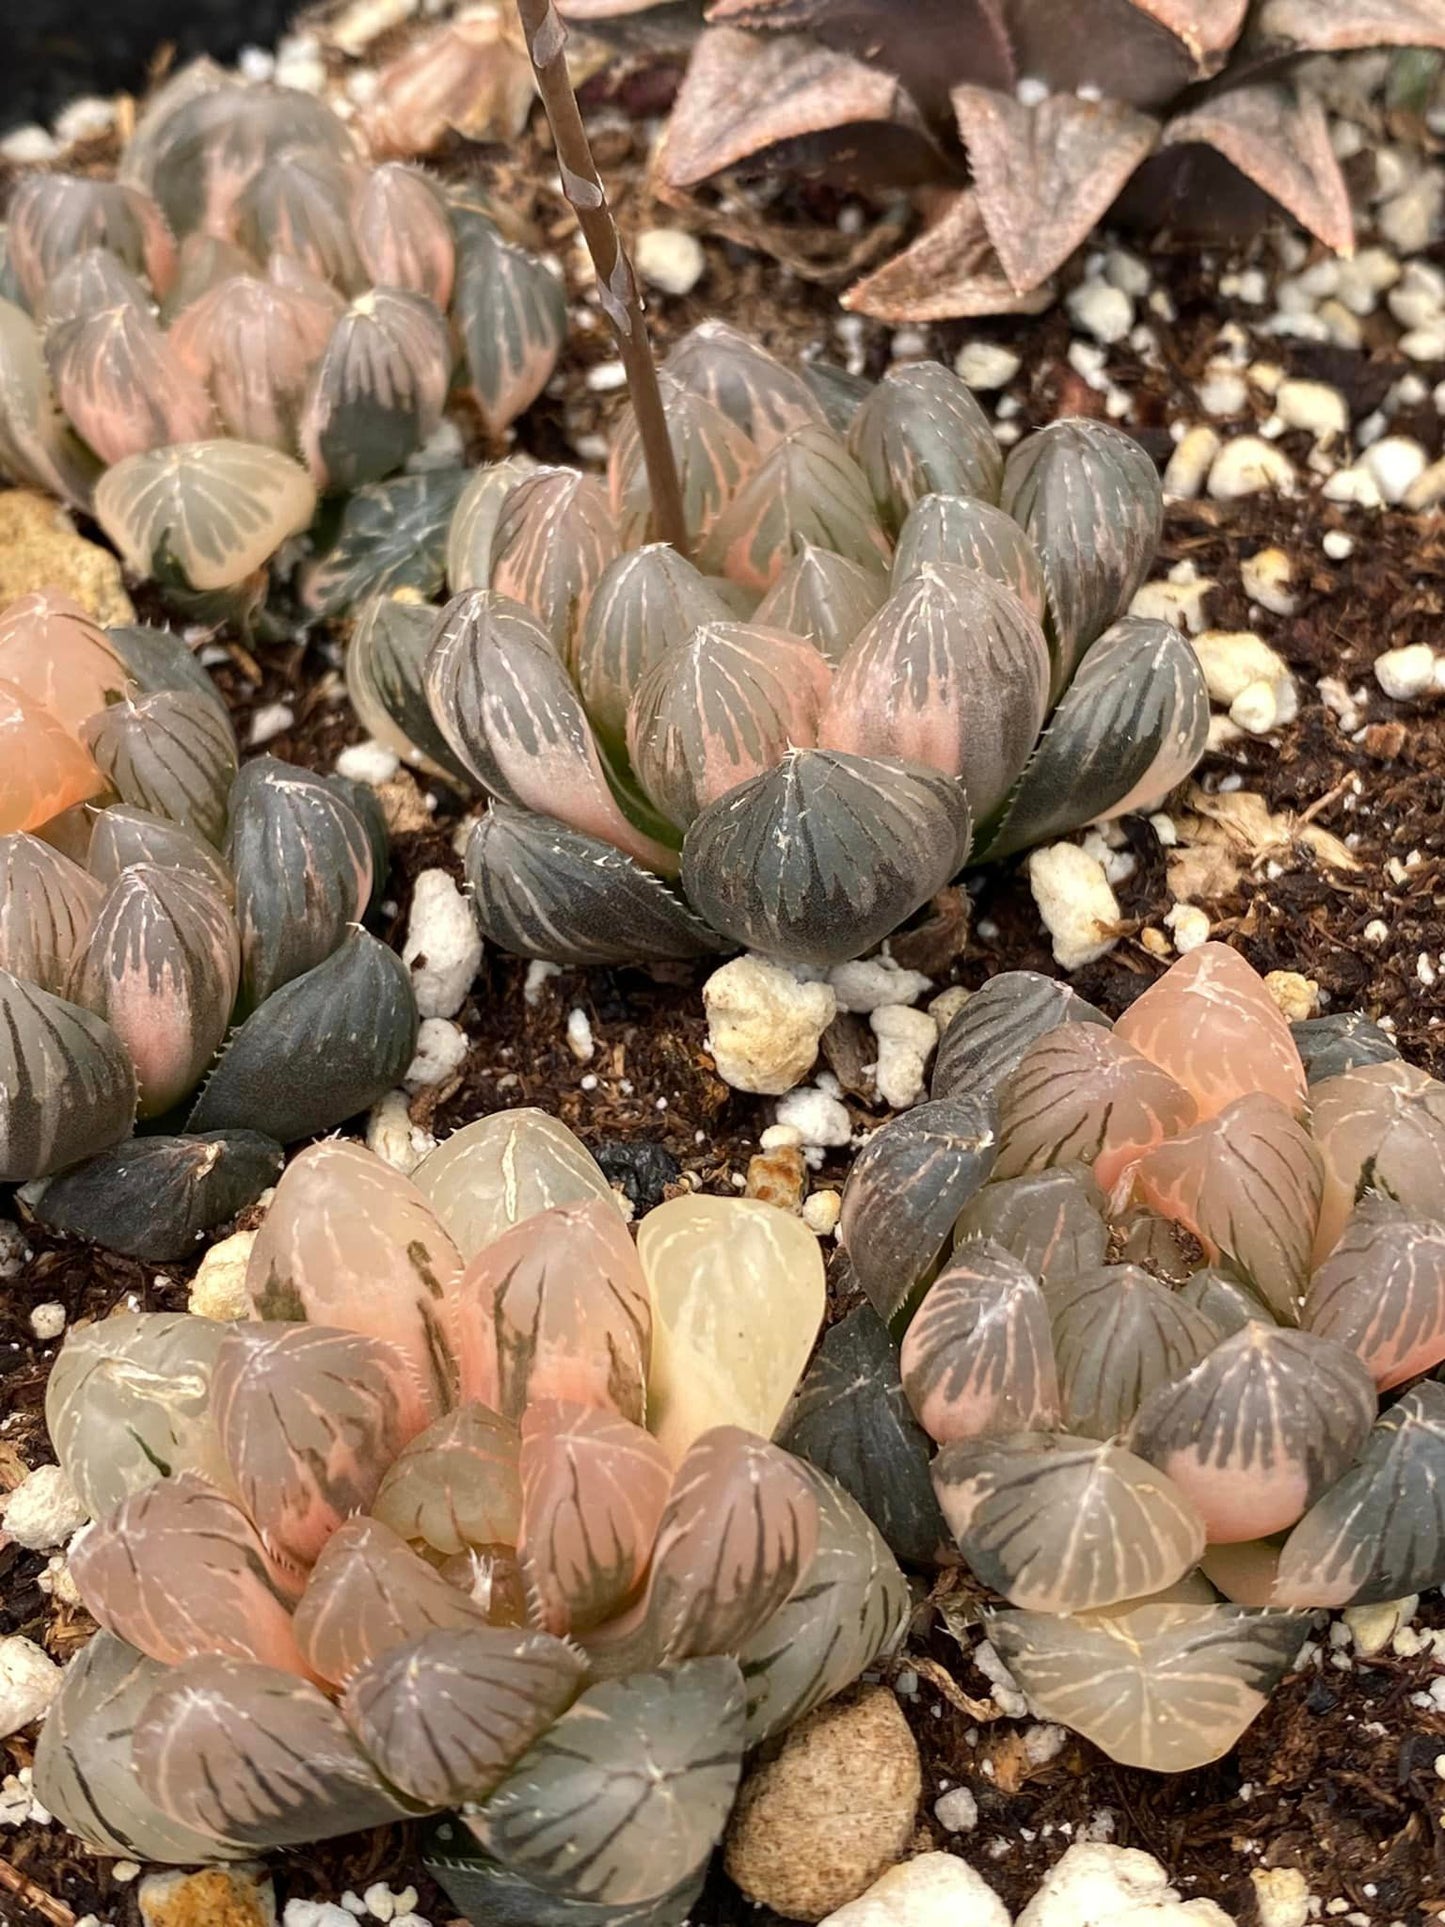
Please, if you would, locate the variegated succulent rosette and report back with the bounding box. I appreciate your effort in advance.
[349,322,1208,968]
[0,589,417,1232]
[780,943,1445,1772]
[37,1112,905,1926]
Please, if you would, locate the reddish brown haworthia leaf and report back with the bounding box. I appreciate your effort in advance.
[445,456,538,594]
[489,469,622,665]
[660,27,944,194]
[952,85,1159,295]
[448,1198,652,1424]
[955,1167,1110,1297]
[47,287,217,467]
[353,165,456,309]
[71,1472,307,1674]
[995,1024,1196,1196]
[134,1654,416,1848]
[697,424,892,593]
[893,496,1047,622]
[519,1399,672,1636]
[1129,1323,1376,1543]
[80,690,237,846]
[1115,942,1306,1122]
[1303,1197,1445,1391]
[663,320,830,452]
[753,541,886,664]
[627,621,832,830]
[211,1321,436,1570]
[1254,0,1445,53]
[302,288,451,494]
[932,1432,1206,1613]
[576,546,734,759]
[373,1402,522,1559]
[293,1515,494,1685]
[0,833,102,993]
[94,440,318,592]
[844,190,1056,325]
[6,173,176,307]
[363,11,535,154]
[1160,82,1352,256]
[900,1241,1059,1444]
[608,375,761,550]
[0,591,131,733]
[1309,1061,1445,1261]
[1002,0,1246,113]
[932,971,1110,1104]
[847,362,1003,529]
[168,275,335,450]
[1049,1264,1220,1440]
[1135,1093,1322,1320]
[343,1625,587,1809]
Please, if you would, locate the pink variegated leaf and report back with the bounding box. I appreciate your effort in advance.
[1050,1265,1220,1440]
[6,173,175,307]
[235,148,364,291]
[353,165,456,309]
[450,202,568,437]
[663,319,831,451]
[0,591,131,734]
[608,375,761,549]
[1309,1061,1445,1261]
[80,691,237,847]
[893,496,1047,624]
[168,274,335,451]
[1159,82,1353,256]
[46,284,217,466]
[899,1241,1059,1444]
[301,289,451,494]
[363,11,534,154]
[696,424,892,593]
[1303,1197,1445,1392]
[488,468,621,666]
[293,1515,494,1685]
[847,361,1003,529]
[753,541,886,665]
[576,546,734,761]
[373,1402,523,1558]
[0,833,102,994]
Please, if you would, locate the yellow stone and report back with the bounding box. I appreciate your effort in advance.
[0,491,133,625]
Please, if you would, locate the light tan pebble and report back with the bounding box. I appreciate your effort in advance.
[1162,426,1221,501]
[1197,371,1249,417]
[1315,300,1363,350]
[1164,904,1210,954]
[954,342,1021,390]
[335,740,400,787]
[0,490,133,622]
[635,227,705,297]
[1375,643,1437,701]
[1344,1596,1417,1657]
[1018,1842,1237,1927]
[1191,630,1292,707]
[187,1229,258,1320]
[365,1089,431,1176]
[704,957,837,1096]
[1027,845,1122,972]
[928,985,972,1031]
[819,1851,1009,1926]
[1322,531,1354,561]
[1140,926,1172,960]
[1230,678,1290,734]
[1402,322,1445,360]
[1129,576,1214,633]
[1403,456,1445,511]
[761,1123,805,1152]
[1205,713,1244,752]
[0,1637,61,1739]
[1323,466,1384,508]
[829,957,933,1014]
[29,1301,65,1341]
[745,1147,807,1213]
[870,1005,938,1111]
[1067,280,1133,344]
[374,769,435,835]
[1240,547,1298,617]
[1264,971,1318,1022]
[802,1190,842,1237]
[1379,173,1443,254]
[404,1016,469,1092]
[2,1464,87,1550]
[1363,436,1428,506]
[402,869,482,1019]
[1207,437,1295,500]
[1250,1867,1310,1927]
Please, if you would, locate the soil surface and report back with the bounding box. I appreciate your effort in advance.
[4,30,1445,1927]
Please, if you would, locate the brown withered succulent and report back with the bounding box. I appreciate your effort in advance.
[36,1124,904,1927]
[594,0,1445,319]
[779,944,1445,1772]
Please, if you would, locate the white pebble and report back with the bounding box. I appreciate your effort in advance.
[1027,844,1122,972]
[187,1228,257,1321]
[285,1903,358,1927]
[404,1017,470,1092]
[635,227,705,297]
[954,342,1020,390]
[1197,371,1249,417]
[1275,378,1348,441]
[335,739,401,786]
[1066,280,1133,345]
[1401,322,1445,360]
[1016,1842,1236,1927]
[523,958,562,1005]
[565,1007,595,1063]
[402,869,482,1018]
[802,1190,841,1237]
[1323,531,1353,560]
[247,701,294,747]
[828,956,932,1013]
[1362,435,1428,505]
[1165,904,1211,953]
[28,1302,65,1342]
[0,125,59,163]
[1374,643,1437,701]
[2,1465,87,1551]
[775,1086,853,1150]
[1207,437,1295,499]
[53,95,116,145]
[0,1639,61,1739]
[1240,547,1298,617]
[820,1851,1009,1927]
[703,957,836,1096]
[1191,630,1292,708]
[1322,466,1384,509]
[1105,249,1151,298]
[1251,1867,1310,1927]
[934,1785,980,1832]
[1129,575,1214,633]
[870,1004,938,1111]
[1162,426,1221,501]
[585,360,629,392]
[1379,172,1442,254]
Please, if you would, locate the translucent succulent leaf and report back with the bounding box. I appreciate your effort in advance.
[38,246,158,335]
[364,12,534,153]
[1309,1061,1445,1261]
[1128,1324,1375,1543]
[1135,1093,1322,1319]
[778,1304,947,1566]
[518,1400,672,1636]
[373,1403,522,1558]
[106,623,232,725]
[412,1108,613,1263]
[906,1243,1058,1449]
[94,440,318,591]
[608,376,761,550]
[448,1198,651,1423]
[952,85,1159,296]
[225,756,372,1007]
[738,1463,910,1746]
[682,747,970,964]
[477,1658,746,1907]
[451,202,567,436]
[848,362,1003,533]
[213,1320,434,1570]
[426,590,674,871]
[71,1470,305,1672]
[576,547,732,761]
[843,187,1058,326]
[999,419,1164,679]
[1302,1197,1445,1391]
[446,455,539,592]
[344,595,466,780]
[301,288,450,494]
[893,494,1047,624]
[33,1633,252,1863]
[980,615,1208,860]
[1114,942,1307,1122]
[465,804,723,966]
[932,970,1111,1103]
[134,1654,417,1848]
[81,690,237,847]
[46,1312,230,1520]
[0,590,131,732]
[429,1826,711,1927]
[68,864,238,1116]
[87,804,233,901]
[293,1515,493,1685]
[954,1166,1109,1295]
[840,1092,999,1322]
[352,169,454,312]
[0,967,136,1181]
[488,470,622,666]
[33,1128,281,1263]
[1177,1268,1274,1336]
[168,273,335,449]
[995,1023,1195,1196]
[1291,1012,1400,1085]
[0,295,102,508]
[0,831,102,992]
[187,928,418,1143]
[820,565,1050,821]
[304,467,468,616]
[1049,1264,1220,1440]
[627,622,832,831]
[663,319,831,452]
[697,424,892,594]
[46,287,217,466]
[6,174,176,308]
[988,1602,1311,1772]
[344,1625,588,1810]
[1160,82,1351,255]
[234,147,363,291]
[1275,1383,1445,1609]
[637,1195,825,1463]
[932,1432,1206,1612]
[160,232,261,322]
[751,540,886,666]
[0,678,106,834]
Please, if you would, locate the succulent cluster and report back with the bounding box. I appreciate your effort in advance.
[0,589,415,1248]
[783,944,1445,1771]
[0,59,565,604]
[630,0,1445,320]
[352,326,1206,967]
[37,1117,904,1926]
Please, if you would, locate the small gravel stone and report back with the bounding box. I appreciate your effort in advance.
[1362,435,1428,505]
[1403,456,1445,511]
[0,1220,26,1279]
[188,1228,258,1320]
[1029,845,1122,971]
[829,957,932,1013]
[1379,172,1443,254]
[1322,531,1354,560]
[248,702,294,748]
[776,1086,854,1149]
[704,957,837,1096]
[3,1465,87,1550]
[402,869,483,1018]
[802,1190,842,1237]
[1375,643,1437,701]
[140,1866,278,1927]
[565,1007,595,1062]
[54,95,117,145]
[585,360,628,392]
[1191,630,1292,709]
[635,226,705,296]
[820,1851,1009,1927]
[0,1637,61,1739]
[1343,1596,1417,1656]
[1275,379,1348,441]
[954,342,1021,390]
[1197,370,1249,417]
[1250,1867,1310,1927]
[1207,437,1295,499]
[0,125,59,163]
[285,1903,358,1927]
[746,1146,807,1212]
[1129,575,1214,632]
[1066,280,1133,344]
[29,1302,65,1342]
[933,1786,980,1832]
[1264,971,1318,1022]
[366,1089,433,1176]
[1322,466,1384,509]
[1162,425,1221,501]
[1165,904,1211,954]
[1240,547,1297,617]
[870,1005,938,1111]
[335,740,401,786]
[403,1017,469,1092]
[1401,321,1445,360]
[1017,1843,1236,1927]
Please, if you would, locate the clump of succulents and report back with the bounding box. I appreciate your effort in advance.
[0,59,565,604]
[784,943,1445,1771]
[624,0,1445,320]
[0,589,415,1252]
[37,1117,905,1927]
[352,328,1205,967]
